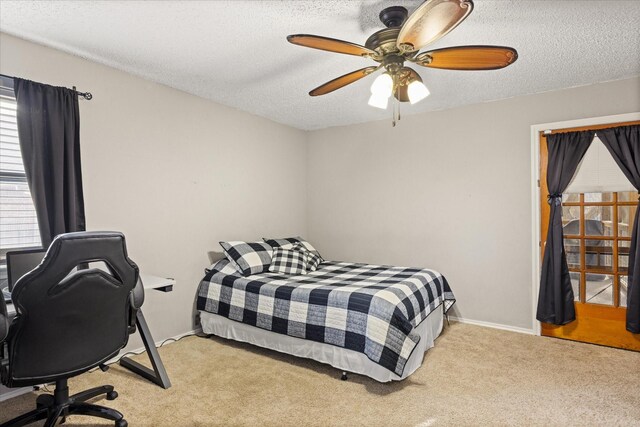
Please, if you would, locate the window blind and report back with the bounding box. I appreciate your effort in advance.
[565,135,635,194]
[0,90,41,250]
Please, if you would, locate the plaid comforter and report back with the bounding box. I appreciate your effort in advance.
[197,259,455,376]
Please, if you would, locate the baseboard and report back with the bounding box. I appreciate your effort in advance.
[107,327,203,364]
[0,385,34,402]
[448,316,535,335]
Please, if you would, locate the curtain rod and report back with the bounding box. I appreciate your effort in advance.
[543,129,600,136]
[0,73,93,100]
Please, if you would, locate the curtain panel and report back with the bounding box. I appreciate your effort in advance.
[598,124,640,333]
[537,130,595,325]
[14,78,86,247]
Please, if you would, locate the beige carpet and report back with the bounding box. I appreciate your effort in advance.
[1,322,639,426]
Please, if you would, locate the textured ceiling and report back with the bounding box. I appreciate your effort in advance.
[1,1,639,130]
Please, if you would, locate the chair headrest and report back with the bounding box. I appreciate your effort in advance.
[13,231,139,297]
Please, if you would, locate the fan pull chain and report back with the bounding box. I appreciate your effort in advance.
[392,83,397,127]
[392,102,396,127]
[392,96,401,127]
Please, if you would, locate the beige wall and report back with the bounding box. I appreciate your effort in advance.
[307,76,640,331]
[3,31,640,339]
[0,33,308,351]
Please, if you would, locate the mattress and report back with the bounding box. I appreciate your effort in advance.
[200,305,444,382]
[197,259,454,378]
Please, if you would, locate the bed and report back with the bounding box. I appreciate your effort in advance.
[196,258,455,382]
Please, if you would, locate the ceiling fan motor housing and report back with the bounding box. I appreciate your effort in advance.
[366,7,416,59]
[365,28,401,55]
[379,6,408,28]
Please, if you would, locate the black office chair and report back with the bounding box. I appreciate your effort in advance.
[0,231,144,427]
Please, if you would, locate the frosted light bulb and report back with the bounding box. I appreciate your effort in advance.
[370,73,393,97]
[407,80,430,104]
[368,93,389,109]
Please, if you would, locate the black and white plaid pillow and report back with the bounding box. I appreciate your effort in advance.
[304,250,323,272]
[296,238,324,261]
[287,242,323,272]
[263,236,324,261]
[269,245,307,275]
[263,237,299,249]
[220,241,272,276]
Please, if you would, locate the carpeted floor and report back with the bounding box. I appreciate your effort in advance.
[1,322,639,426]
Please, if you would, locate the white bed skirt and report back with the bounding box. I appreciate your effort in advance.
[199,304,444,383]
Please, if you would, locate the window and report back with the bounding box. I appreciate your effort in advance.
[560,137,637,308]
[562,191,635,307]
[0,77,41,283]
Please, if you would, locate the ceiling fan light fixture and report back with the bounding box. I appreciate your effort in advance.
[368,92,389,110]
[287,0,518,124]
[370,73,393,97]
[407,80,430,104]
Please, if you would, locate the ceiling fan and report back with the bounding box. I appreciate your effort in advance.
[287,0,518,119]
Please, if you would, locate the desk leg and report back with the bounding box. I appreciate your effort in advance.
[119,310,172,389]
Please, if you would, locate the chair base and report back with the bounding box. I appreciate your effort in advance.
[0,380,127,427]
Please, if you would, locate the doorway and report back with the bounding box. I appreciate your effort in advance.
[538,119,640,351]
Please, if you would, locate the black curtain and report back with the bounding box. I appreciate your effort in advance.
[537,130,595,325]
[598,124,640,333]
[14,78,86,247]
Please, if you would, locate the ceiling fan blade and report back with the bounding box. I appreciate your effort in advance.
[415,45,518,70]
[397,0,474,53]
[309,66,380,96]
[287,34,377,58]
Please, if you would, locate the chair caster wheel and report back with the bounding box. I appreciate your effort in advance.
[106,391,118,400]
[341,372,348,381]
[36,394,53,408]
[115,420,128,427]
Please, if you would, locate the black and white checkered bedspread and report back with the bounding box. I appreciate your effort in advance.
[197,259,455,376]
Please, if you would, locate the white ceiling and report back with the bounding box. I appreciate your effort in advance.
[1,1,639,130]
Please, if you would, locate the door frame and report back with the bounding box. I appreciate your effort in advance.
[530,112,640,336]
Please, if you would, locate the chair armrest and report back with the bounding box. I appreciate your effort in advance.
[0,297,8,344]
[128,277,145,333]
[131,277,145,310]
